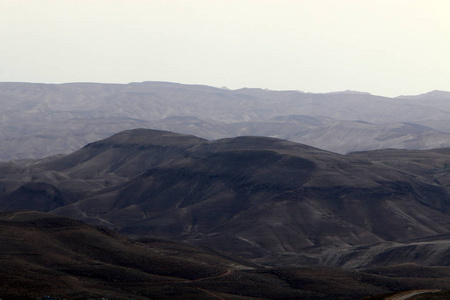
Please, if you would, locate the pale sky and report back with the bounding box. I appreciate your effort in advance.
[1,0,450,97]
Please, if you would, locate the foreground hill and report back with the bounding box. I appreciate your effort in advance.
[2,82,450,160]
[3,211,450,299]
[2,129,450,268]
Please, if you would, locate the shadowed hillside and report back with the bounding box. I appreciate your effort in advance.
[3,211,450,299]
[2,129,450,268]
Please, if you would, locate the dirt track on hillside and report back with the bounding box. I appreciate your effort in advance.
[386,289,441,300]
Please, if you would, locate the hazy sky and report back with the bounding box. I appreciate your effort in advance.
[1,0,449,97]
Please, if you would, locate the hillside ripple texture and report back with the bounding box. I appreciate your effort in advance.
[2,129,450,268]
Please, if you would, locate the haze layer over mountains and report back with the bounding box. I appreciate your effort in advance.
[1,81,450,160]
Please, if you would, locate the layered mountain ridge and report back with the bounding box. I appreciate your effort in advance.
[2,128,450,269]
[2,81,450,160]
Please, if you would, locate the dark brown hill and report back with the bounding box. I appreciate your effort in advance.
[4,211,450,299]
[0,211,248,299]
[2,129,450,267]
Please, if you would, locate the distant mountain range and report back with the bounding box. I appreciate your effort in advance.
[2,128,450,270]
[1,81,450,160]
